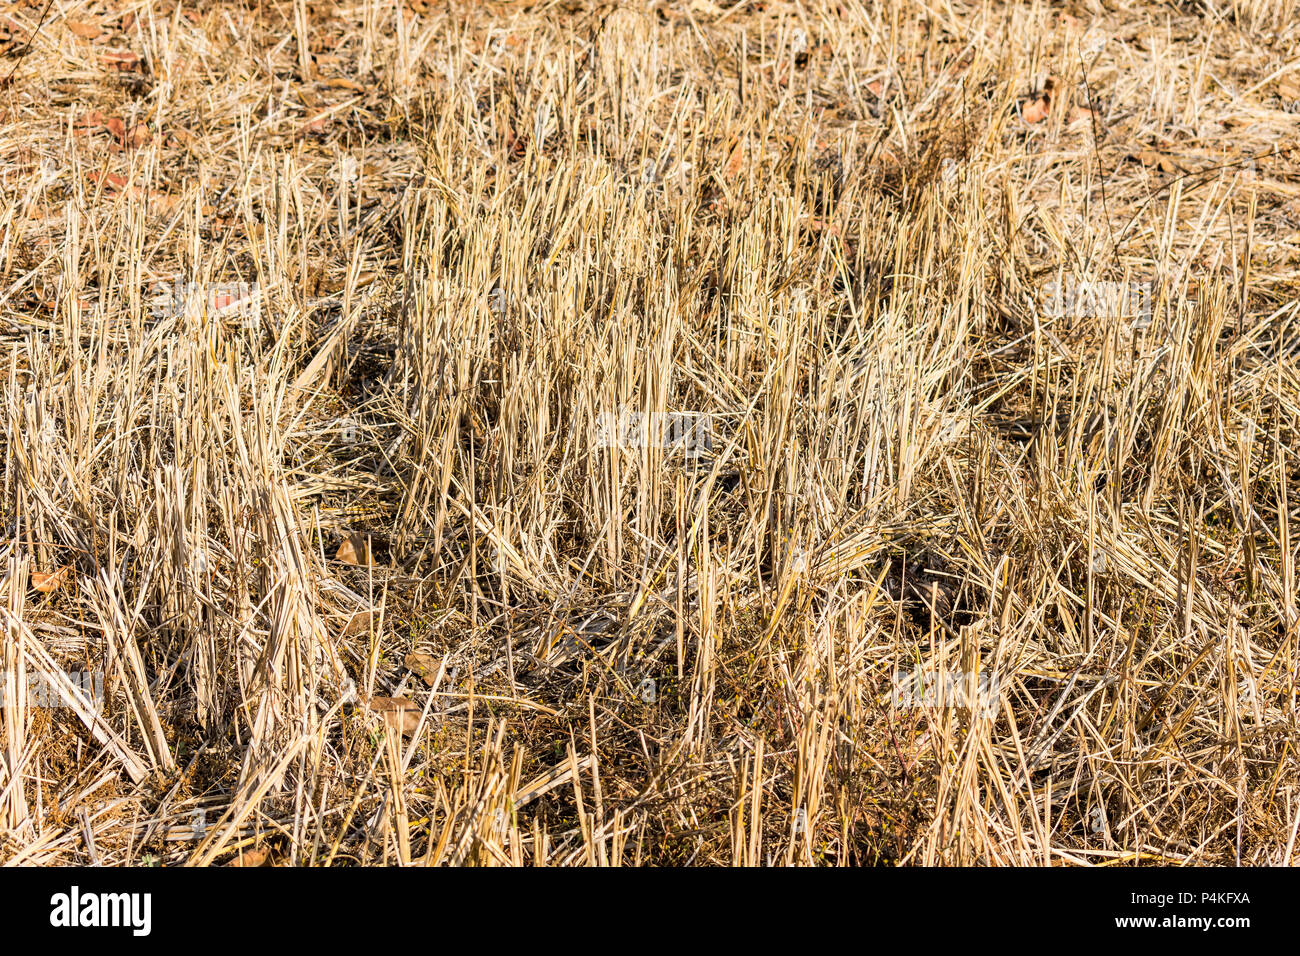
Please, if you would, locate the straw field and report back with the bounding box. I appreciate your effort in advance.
[1,0,1299,865]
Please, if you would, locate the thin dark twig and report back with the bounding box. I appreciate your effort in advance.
[2,0,58,86]
[1079,48,1121,269]
[1113,143,1300,253]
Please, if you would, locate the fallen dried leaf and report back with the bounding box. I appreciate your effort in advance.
[366,696,422,736]
[226,847,272,867]
[1132,148,1185,175]
[32,566,71,593]
[321,271,377,294]
[335,532,373,566]
[1020,77,1055,125]
[84,170,178,211]
[723,138,745,178]
[503,118,527,157]
[74,110,107,133]
[87,170,129,191]
[1021,95,1050,124]
[404,651,441,686]
[101,48,141,70]
[150,190,180,212]
[298,113,329,137]
[66,20,101,40]
[808,218,841,238]
[322,76,365,93]
[338,609,376,638]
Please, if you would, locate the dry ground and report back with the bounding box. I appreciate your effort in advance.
[1,0,1300,865]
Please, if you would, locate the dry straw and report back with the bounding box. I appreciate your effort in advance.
[0,0,1298,865]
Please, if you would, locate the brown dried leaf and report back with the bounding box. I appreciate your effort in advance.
[74,110,107,133]
[84,170,178,212]
[226,847,272,867]
[1020,77,1055,125]
[323,271,378,294]
[335,532,372,566]
[67,20,102,40]
[404,651,441,686]
[366,695,421,736]
[323,76,365,93]
[147,189,179,212]
[338,609,376,638]
[101,48,141,70]
[1132,148,1184,175]
[1020,94,1050,124]
[723,138,745,179]
[808,218,841,238]
[87,169,129,191]
[31,566,70,593]
[298,113,329,137]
